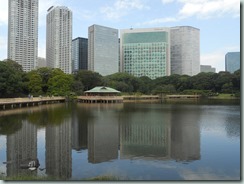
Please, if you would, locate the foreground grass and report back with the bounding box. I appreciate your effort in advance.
[0,175,56,181]
[0,175,121,181]
[87,175,120,181]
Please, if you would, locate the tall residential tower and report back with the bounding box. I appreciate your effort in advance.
[8,0,39,72]
[46,6,72,74]
[88,24,119,76]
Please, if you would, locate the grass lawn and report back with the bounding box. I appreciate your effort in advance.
[209,93,238,99]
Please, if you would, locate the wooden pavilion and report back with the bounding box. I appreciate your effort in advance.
[77,86,123,103]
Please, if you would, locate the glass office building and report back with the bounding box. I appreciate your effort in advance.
[88,24,119,76]
[225,52,240,73]
[72,37,88,73]
[120,28,171,79]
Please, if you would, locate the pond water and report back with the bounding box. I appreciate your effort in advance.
[0,100,240,181]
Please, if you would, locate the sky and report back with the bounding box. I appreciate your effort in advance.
[0,0,240,72]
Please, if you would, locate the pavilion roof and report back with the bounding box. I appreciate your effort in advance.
[84,86,121,93]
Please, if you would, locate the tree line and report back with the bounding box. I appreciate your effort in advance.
[0,59,240,98]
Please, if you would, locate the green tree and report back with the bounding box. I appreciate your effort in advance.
[105,72,141,93]
[232,69,240,92]
[47,73,74,96]
[189,72,216,91]
[36,67,53,94]
[0,60,24,97]
[72,80,84,95]
[138,76,152,94]
[214,71,232,92]
[176,75,191,92]
[26,70,43,96]
[152,84,176,94]
[74,70,104,91]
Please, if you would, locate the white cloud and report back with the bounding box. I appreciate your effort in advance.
[178,0,240,19]
[139,0,239,26]
[101,0,150,20]
[201,46,240,72]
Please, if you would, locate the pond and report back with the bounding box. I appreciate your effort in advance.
[0,100,240,181]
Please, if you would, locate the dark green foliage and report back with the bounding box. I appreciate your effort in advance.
[26,70,43,96]
[105,72,141,93]
[0,59,240,97]
[0,60,24,97]
[74,70,104,91]
[189,72,216,91]
[47,73,74,96]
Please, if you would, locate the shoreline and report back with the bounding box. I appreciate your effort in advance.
[0,94,240,112]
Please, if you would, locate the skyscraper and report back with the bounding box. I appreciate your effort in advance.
[88,24,119,76]
[170,26,200,76]
[46,6,72,74]
[8,0,39,72]
[72,37,88,73]
[120,28,171,79]
[225,52,240,73]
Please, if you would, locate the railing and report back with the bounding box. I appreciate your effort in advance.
[0,96,65,104]
[77,96,123,100]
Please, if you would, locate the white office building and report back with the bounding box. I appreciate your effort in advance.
[46,6,72,74]
[8,0,39,72]
[170,26,200,76]
[88,24,119,76]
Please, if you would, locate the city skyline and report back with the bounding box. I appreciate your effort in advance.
[0,0,240,72]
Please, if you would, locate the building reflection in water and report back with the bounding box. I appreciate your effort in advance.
[73,103,201,163]
[45,118,72,179]
[7,120,37,177]
[119,108,171,160]
[5,103,202,179]
[71,111,88,151]
[87,104,121,163]
[170,105,201,162]
[119,104,201,162]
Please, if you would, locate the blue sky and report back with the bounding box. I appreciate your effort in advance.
[0,0,240,72]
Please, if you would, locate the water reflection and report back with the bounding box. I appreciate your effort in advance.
[119,105,171,160]
[170,105,201,162]
[0,102,240,180]
[6,120,37,177]
[87,105,119,163]
[45,118,72,179]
